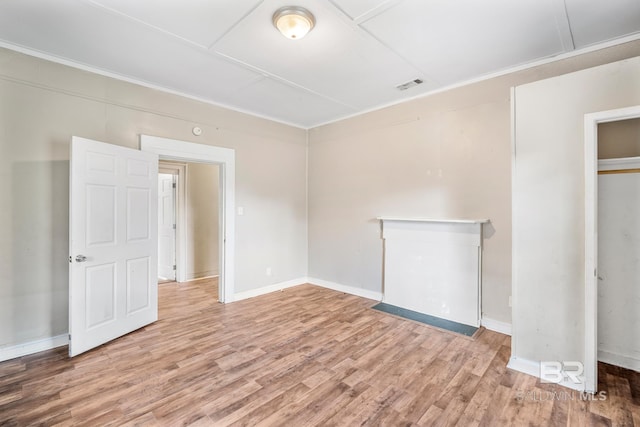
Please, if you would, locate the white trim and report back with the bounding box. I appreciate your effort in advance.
[233,278,307,302]
[481,317,512,336]
[182,274,219,283]
[233,277,385,303]
[507,356,540,377]
[507,357,585,392]
[140,135,235,303]
[598,156,640,171]
[2,33,640,129]
[0,334,68,363]
[185,271,220,281]
[377,217,489,224]
[308,277,383,301]
[584,105,640,393]
[0,42,306,130]
[310,33,640,128]
[598,349,640,372]
[510,85,519,366]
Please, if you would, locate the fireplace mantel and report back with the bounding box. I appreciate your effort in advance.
[377,217,489,327]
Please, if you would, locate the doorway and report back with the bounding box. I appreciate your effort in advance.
[157,161,220,286]
[158,169,177,282]
[141,135,235,303]
[584,105,640,392]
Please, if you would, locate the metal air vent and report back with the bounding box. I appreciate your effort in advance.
[396,78,424,91]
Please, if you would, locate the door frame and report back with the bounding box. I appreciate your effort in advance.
[158,162,187,282]
[584,104,640,392]
[141,135,235,303]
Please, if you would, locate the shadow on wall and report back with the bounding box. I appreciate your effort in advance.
[484,222,496,238]
[9,160,69,345]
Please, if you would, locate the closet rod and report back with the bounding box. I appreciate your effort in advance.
[598,168,640,175]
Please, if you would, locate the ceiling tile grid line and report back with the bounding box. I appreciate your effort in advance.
[85,0,209,50]
[205,0,267,50]
[353,22,443,88]
[323,0,443,87]
[551,0,576,51]
[211,50,360,111]
[328,0,405,24]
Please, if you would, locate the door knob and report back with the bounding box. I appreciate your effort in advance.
[75,255,88,262]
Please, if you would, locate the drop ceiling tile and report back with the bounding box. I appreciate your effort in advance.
[214,0,433,110]
[227,77,357,128]
[0,0,262,103]
[87,0,262,48]
[565,0,640,48]
[363,0,567,86]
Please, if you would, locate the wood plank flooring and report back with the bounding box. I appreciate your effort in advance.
[1,278,639,426]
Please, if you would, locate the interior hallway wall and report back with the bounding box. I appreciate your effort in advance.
[186,163,220,280]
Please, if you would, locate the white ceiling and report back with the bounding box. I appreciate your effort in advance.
[0,0,639,128]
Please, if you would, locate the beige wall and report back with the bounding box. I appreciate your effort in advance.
[2,39,640,354]
[598,117,640,159]
[308,41,640,325]
[0,48,307,349]
[186,163,219,280]
[513,57,640,364]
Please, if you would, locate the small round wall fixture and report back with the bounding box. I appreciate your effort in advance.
[272,6,315,40]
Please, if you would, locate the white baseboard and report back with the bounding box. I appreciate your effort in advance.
[481,317,512,336]
[233,277,306,302]
[507,356,585,392]
[185,271,219,281]
[232,277,384,303]
[507,356,540,378]
[599,349,640,372]
[307,277,383,301]
[0,334,68,363]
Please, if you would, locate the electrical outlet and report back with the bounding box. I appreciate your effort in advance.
[266,267,272,276]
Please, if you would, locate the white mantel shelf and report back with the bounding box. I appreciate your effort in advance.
[377,217,490,224]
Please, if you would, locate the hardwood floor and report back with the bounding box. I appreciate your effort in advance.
[1,279,639,426]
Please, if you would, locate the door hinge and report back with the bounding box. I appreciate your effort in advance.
[172,182,176,189]
[173,224,176,230]
[173,264,176,271]
[68,334,71,342]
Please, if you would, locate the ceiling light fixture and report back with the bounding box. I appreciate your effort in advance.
[272,6,315,40]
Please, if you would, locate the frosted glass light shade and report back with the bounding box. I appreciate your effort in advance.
[273,6,315,40]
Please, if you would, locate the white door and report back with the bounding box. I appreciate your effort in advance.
[69,136,158,357]
[158,173,176,281]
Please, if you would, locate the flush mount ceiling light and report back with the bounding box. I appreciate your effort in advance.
[272,6,315,40]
